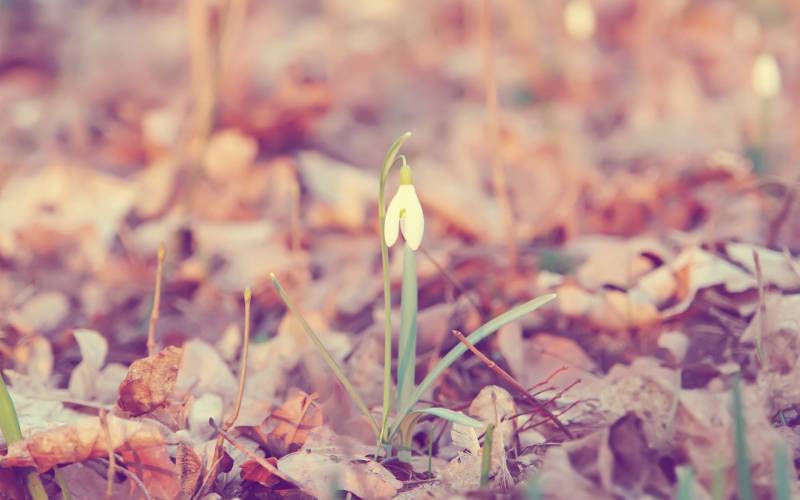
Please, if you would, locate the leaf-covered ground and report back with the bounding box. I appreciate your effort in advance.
[1,1,799,499]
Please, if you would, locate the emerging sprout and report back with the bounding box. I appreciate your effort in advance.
[564,0,596,42]
[384,162,424,250]
[752,52,781,99]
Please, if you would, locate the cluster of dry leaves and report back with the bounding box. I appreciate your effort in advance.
[1,0,800,498]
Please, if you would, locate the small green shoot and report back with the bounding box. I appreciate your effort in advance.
[676,466,694,500]
[480,424,495,487]
[773,442,791,500]
[732,373,754,500]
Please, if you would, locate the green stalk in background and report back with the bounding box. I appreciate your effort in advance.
[480,424,494,487]
[676,466,694,500]
[773,442,791,500]
[377,132,412,446]
[732,374,754,500]
[0,375,48,500]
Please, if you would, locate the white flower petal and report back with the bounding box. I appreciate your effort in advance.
[399,186,424,250]
[384,190,402,247]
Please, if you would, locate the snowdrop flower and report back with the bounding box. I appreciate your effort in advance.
[752,52,781,99]
[384,162,424,250]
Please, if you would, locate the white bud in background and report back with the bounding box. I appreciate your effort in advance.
[752,52,781,99]
[564,0,596,42]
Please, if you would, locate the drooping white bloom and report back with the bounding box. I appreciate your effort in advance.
[384,166,424,250]
[564,0,596,42]
[752,52,781,99]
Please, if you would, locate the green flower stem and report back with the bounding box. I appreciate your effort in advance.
[271,274,380,438]
[377,132,411,447]
[0,375,48,500]
[396,243,417,418]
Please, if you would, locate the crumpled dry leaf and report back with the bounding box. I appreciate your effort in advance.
[726,243,800,290]
[0,415,164,472]
[498,324,596,394]
[68,329,108,400]
[11,291,70,334]
[58,463,129,500]
[240,457,281,488]
[244,332,302,410]
[119,443,180,500]
[468,385,516,446]
[118,346,183,415]
[298,151,375,231]
[188,393,223,441]
[277,426,401,500]
[663,246,756,316]
[743,293,800,411]
[569,236,670,290]
[173,340,236,403]
[265,391,323,456]
[441,423,482,491]
[176,442,203,500]
[0,164,136,267]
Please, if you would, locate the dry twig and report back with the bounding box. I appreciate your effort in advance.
[146,244,166,357]
[451,330,572,438]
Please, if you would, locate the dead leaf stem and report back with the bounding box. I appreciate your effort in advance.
[146,243,166,357]
[208,419,299,486]
[99,409,116,499]
[480,0,517,268]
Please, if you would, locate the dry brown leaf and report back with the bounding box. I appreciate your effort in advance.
[57,463,130,500]
[240,457,281,487]
[260,391,324,456]
[726,243,800,290]
[0,415,164,472]
[176,442,203,500]
[119,442,180,500]
[68,329,109,401]
[117,346,183,415]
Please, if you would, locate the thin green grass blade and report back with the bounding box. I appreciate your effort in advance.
[1,375,48,500]
[774,442,791,500]
[271,273,380,438]
[397,244,418,414]
[413,407,483,428]
[732,374,754,500]
[391,293,557,431]
[676,466,694,500]
[480,424,494,487]
[0,376,22,444]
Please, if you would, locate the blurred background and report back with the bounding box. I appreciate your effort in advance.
[0,0,798,361]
